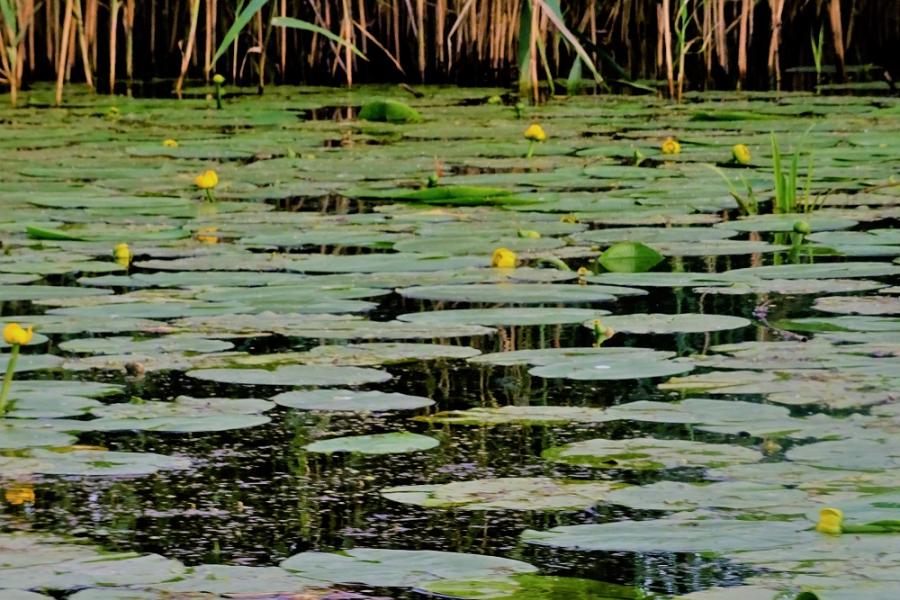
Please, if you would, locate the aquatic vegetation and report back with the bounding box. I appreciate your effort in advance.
[732,143,752,165]
[193,169,219,201]
[0,88,898,600]
[524,123,547,158]
[661,137,681,155]
[0,323,33,415]
[816,507,843,535]
[212,73,225,109]
[162,138,178,148]
[491,247,517,268]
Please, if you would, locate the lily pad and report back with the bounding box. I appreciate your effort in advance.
[543,437,761,470]
[304,431,439,455]
[187,364,392,386]
[382,477,617,510]
[280,547,536,587]
[588,313,751,334]
[397,308,609,326]
[273,389,433,412]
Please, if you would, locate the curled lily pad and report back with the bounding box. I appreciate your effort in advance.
[304,431,439,454]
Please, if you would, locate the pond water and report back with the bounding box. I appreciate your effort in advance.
[0,84,898,599]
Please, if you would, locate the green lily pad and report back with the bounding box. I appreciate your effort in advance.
[605,480,810,513]
[522,518,814,553]
[397,308,609,326]
[280,547,536,587]
[396,283,619,304]
[597,242,664,273]
[304,431,439,455]
[418,573,650,600]
[273,389,433,412]
[543,437,761,470]
[152,565,320,595]
[187,364,392,386]
[590,313,751,334]
[382,477,617,510]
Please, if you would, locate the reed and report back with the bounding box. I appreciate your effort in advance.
[0,0,894,106]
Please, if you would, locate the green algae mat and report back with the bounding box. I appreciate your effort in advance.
[0,84,898,600]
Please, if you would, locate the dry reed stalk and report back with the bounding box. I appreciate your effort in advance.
[72,0,93,88]
[661,0,674,98]
[108,0,119,92]
[124,0,134,81]
[828,0,845,82]
[55,0,73,104]
[175,0,200,98]
[737,0,750,86]
[416,0,425,81]
[767,0,784,89]
[715,0,727,71]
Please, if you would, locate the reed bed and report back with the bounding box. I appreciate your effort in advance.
[0,0,895,105]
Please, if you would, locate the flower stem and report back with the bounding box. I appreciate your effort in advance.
[204,189,216,202]
[0,344,20,417]
[526,140,535,159]
[215,84,223,110]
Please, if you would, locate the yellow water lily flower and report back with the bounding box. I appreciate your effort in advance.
[524,123,547,142]
[491,247,517,268]
[661,137,681,155]
[163,138,179,148]
[4,483,35,506]
[113,243,132,268]
[195,170,219,190]
[517,229,541,239]
[732,143,751,164]
[3,323,33,346]
[816,507,843,535]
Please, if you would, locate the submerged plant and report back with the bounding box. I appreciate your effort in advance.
[195,170,219,202]
[1,322,33,415]
[524,124,546,158]
[491,248,517,268]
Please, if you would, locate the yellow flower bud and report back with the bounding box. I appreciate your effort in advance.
[194,170,219,190]
[163,138,179,148]
[732,143,751,165]
[3,323,34,346]
[195,227,219,244]
[661,137,681,155]
[524,124,547,142]
[4,483,35,506]
[491,247,517,269]
[560,214,579,224]
[816,507,843,535]
[517,229,541,239]
[213,74,226,85]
